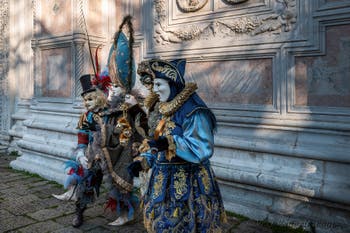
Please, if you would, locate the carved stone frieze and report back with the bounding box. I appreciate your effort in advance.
[224,0,249,4]
[154,0,297,44]
[176,0,208,12]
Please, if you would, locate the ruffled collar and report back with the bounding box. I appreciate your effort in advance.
[159,82,197,117]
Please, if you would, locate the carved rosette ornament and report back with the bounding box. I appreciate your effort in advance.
[176,0,208,12]
[154,0,297,44]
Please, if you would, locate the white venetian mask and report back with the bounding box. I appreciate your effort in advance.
[153,78,170,102]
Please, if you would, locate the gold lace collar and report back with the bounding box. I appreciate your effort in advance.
[159,82,197,117]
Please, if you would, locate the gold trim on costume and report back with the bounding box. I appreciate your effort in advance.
[165,134,176,161]
[154,119,166,140]
[144,91,159,110]
[199,166,211,194]
[152,171,165,199]
[77,113,86,129]
[159,82,197,117]
[173,168,188,200]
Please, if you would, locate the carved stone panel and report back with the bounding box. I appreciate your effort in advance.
[186,59,272,105]
[295,24,350,108]
[40,0,72,36]
[152,0,297,47]
[41,47,72,97]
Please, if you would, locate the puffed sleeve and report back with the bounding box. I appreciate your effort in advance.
[172,110,214,163]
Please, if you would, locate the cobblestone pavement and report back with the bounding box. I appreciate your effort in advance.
[0,155,277,233]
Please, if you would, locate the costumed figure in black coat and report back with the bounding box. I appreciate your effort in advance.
[53,16,148,228]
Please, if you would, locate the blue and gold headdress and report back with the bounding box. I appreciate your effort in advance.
[138,58,186,90]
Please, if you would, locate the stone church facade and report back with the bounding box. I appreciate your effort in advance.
[1,0,349,232]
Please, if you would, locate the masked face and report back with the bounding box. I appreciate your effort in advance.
[153,78,171,102]
[83,92,98,111]
[107,86,124,102]
[83,90,107,111]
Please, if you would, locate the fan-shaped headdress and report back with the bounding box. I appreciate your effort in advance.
[107,15,135,93]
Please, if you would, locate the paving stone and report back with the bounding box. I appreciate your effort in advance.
[0,216,35,232]
[84,204,108,219]
[18,220,64,233]
[234,220,273,233]
[223,215,241,232]
[0,182,10,190]
[30,197,63,210]
[23,176,46,183]
[5,178,36,187]
[2,176,26,186]
[51,226,83,233]
[53,213,76,226]
[104,223,148,233]
[4,193,39,203]
[27,180,50,188]
[2,195,43,216]
[79,216,110,231]
[27,207,69,221]
[85,226,123,233]
[2,183,33,195]
[32,185,65,199]
[55,201,76,215]
[0,208,15,220]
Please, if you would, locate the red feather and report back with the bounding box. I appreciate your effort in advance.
[95,44,102,75]
[104,197,117,212]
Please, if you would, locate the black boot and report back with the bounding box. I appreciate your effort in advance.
[72,203,86,228]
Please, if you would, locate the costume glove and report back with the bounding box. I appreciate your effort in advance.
[147,136,169,152]
[127,161,142,178]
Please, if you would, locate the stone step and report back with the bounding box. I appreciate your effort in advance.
[0,145,7,154]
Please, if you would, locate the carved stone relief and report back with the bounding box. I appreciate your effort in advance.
[186,59,272,105]
[0,0,9,132]
[224,0,249,3]
[295,24,350,108]
[154,0,297,44]
[176,0,209,12]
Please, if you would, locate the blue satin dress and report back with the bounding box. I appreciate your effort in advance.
[141,109,226,233]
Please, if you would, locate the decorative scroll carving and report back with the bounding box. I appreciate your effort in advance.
[176,0,208,12]
[224,0,249,4]
[75,42,84,97]
[74,0,85,98]
[154,0,297,44]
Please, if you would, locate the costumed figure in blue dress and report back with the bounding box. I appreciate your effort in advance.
[129,58,227,232]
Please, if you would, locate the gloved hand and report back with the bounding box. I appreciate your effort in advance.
[147,136,169,152]
[76,149,88,169]
[127,161,142,178]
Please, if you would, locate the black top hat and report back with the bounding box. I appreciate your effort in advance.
[79,74,96,96]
